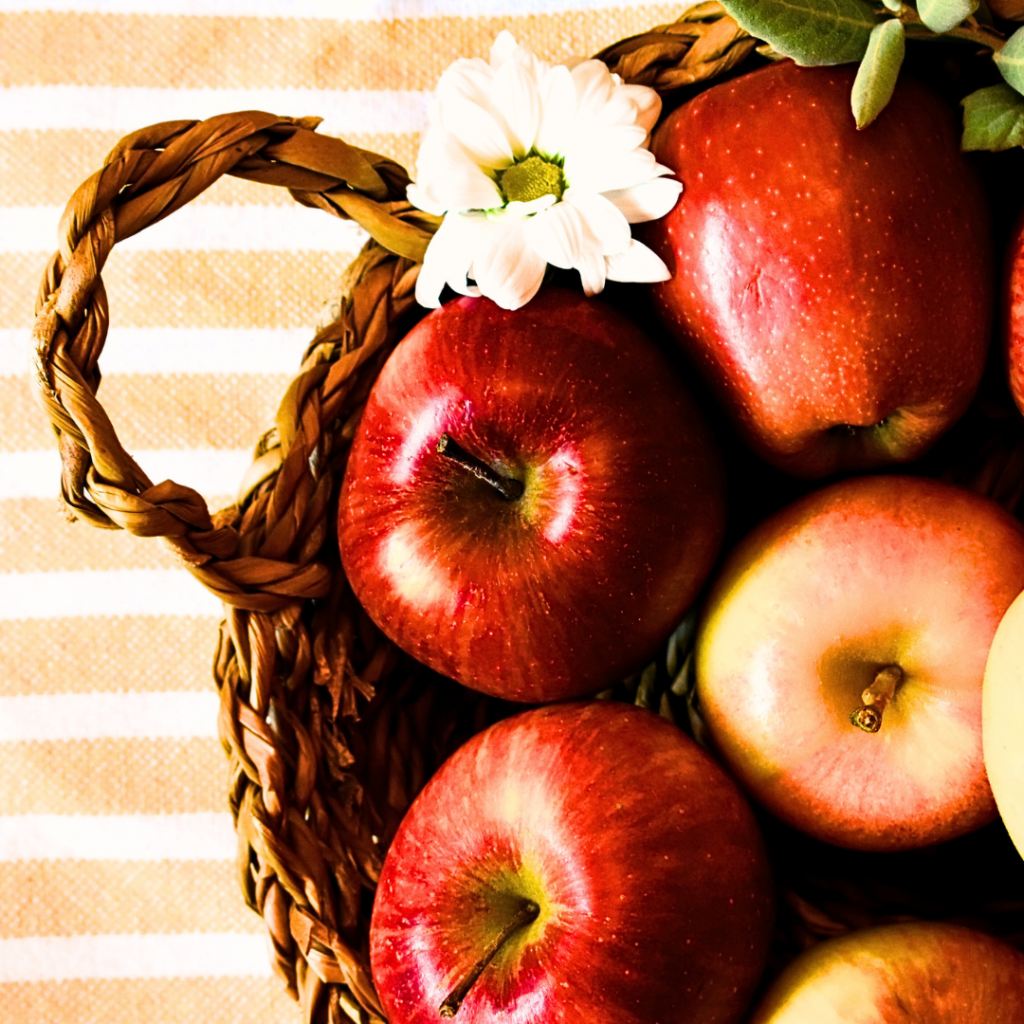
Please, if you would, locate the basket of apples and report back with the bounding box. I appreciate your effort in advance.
[29,2,1024,1022]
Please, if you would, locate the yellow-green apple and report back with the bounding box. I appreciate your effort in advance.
[749,921,1024,1022]
[369,701,775,1024]
[694,475,1024,851]
[642,61,993,478]
[1003,210,1024,416]
[338,287,726,703]
[983,588,1024,861]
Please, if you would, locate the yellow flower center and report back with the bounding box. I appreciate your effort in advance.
[498,154,565,205]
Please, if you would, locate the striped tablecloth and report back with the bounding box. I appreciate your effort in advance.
[1,2,684,1021]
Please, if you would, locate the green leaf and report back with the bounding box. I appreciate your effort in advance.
[961,82,1024,150]
[995,26,1024,95]
[851,19,906,127]
[720,0,878,66]
[917,0,979,34]
[880,0,903,11]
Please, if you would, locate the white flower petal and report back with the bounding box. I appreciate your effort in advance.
[493,57,541,158]
[437,58,495,109]
[604,238,672,283]
[415,214,466,307]
[534,64,576,159]
[584,92,646,132]
[440,97,515,170]
[602,176,682,224]
[619,84,662,134]
[489,30,519,68]
[567,142,660,195]
[472,218,547,310]
[409,133,503,213]
[576,249,607,297]
[406,182,449,218]
[416,212,498,307]
[570,59,616,123]
[564,190,631,255]
[523,202,585,270]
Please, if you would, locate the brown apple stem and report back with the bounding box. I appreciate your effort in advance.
[436,433,525,502]
[850,665,903,733]
[438,898,540,1019]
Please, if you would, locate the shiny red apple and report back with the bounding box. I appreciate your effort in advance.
[750,921,1024,1022]
[370,700,775,1024]
[694,475,1024,851]
[642,61,993,478]
[338,287,726,703]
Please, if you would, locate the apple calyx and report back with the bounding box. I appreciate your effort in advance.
[850,665,903,733]
[436,432,525,502]
[438,897,541,1018]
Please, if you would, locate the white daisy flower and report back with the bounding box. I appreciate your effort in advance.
[408,30,683,311]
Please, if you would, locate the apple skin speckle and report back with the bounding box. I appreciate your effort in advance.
[641,62,993,479]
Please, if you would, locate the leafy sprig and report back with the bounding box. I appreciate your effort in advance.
[720,0,1024,148]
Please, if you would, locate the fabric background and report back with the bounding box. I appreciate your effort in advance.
[0,1,687,1021]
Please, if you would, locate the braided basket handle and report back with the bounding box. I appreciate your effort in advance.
[31,111,438,611]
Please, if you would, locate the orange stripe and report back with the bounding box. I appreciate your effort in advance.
[1,498,194,573]
[2,250,358,329]
[0,978,297,1024]
[0,129,420,207]
[1,371,289,450]
[0,738,228,814]
[0,617,220,697]
[0,7,681,90]
[0,860,260,939]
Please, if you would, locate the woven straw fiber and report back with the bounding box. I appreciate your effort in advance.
[16,3,1024,1024]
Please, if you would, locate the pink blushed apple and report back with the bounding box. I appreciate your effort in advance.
[369,701,775,1024]
[694,475,1024,851]
[642,61,993,478]
[338,287,726,703]
[749,921,1024,1022]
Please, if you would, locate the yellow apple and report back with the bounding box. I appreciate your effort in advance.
[983,588,1024,861]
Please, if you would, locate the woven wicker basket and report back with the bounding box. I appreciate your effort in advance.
[29,5,1024,1023]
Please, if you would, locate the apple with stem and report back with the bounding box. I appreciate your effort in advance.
[642,61,993,478]
[694,475,1024,851]
[369,700,775,1024]
[338,287,726,703]
[749,921,1024,1022]
[983,588,1024,862]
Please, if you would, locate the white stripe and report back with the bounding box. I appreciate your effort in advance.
[0,691,220,741]
[0,0,659,18]
[0,448,252,500]
[0,812,236,861]
[2,204,370,255]
[4,327,310,376]
[1,85,432,134]
[0,570,224,620]
[0,933,271,982]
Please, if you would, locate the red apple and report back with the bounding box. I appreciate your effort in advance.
[370,700,775,1024]
[983,588,1024,862]
[750,921,1024,1022]
[642,61,993,478]
[1003,209,1024,416]
[338,287,726,703]
[694,475,1024,851]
